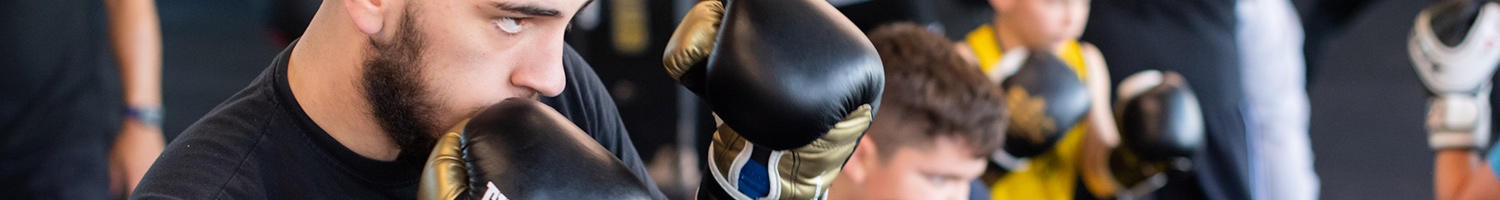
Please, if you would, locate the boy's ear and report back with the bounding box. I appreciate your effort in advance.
[343,0,391,36]
[843,135,880,183]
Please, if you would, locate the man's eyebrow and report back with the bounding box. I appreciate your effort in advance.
[490,2,561,17]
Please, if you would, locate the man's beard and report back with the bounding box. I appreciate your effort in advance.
[362,7,440,165]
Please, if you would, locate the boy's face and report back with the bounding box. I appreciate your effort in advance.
[842,136,989,200]
[992,0,1090,49]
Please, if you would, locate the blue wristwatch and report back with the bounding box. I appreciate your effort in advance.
[125,106,164,128]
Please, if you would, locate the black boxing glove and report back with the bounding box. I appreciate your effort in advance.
[1093,70,1205,199]
[417,98,652,200]
[1114,70,1203,161]
[662,0,883,199]
[993,48,1092,158]
[663,0,883,150]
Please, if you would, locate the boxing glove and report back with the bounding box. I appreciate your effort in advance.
[663,0,884,199]
[664,0,883,150]
[417,98,652,200]
[993,48,1092,158]
[1086,70,1204,199]
[1113,70,1204,162]
[1410,0,1500,150]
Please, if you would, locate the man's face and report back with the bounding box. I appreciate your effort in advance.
[361,0,591,161]
[856,137,989,200]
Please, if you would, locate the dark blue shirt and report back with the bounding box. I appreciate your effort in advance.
[1080,0,1250,199]
[0,0,121,199]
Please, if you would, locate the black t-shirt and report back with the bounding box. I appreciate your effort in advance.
[0,0,122,199]
[131,42,665,199]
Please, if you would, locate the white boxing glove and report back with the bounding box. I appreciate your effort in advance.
[1410,1,1500,150]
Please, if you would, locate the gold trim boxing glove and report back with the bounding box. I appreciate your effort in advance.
[707,105,873,200]
[662,1,723,82]
[418,120,471,200]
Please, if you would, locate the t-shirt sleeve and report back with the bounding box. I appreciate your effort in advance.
[541,45,666,200]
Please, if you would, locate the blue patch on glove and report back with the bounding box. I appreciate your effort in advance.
[738,159,771,198]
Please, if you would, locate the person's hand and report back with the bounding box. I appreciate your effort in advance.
[109,116,165,197]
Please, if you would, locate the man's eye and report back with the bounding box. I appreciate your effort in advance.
[497,18,523,34]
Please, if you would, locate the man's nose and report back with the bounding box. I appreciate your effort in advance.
[510,42,566,97]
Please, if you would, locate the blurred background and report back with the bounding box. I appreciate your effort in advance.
[142,0,1430,199]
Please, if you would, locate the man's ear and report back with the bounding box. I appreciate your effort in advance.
[843,135,879,183]
[343,0,389,35]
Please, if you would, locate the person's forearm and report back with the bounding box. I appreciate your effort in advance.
[109,121,165,195]
[103,0,164,196]
[105,0,161,107]
[1435,149,1500,200]
[1079,45,1120,198]
[1435,150,1480,200]
[1079,92,1119,198]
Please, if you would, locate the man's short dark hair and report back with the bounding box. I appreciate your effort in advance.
[865,23,1008,160]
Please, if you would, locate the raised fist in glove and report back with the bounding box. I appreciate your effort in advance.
[992,49,1091,159]
[662,0,884,199]
[1077,70,1205,199]
[417,98,652,200]
[1410,0,1500,150]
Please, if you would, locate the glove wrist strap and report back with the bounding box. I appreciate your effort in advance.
[1427,93,1492,150]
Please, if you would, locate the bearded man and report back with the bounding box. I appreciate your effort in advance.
[130,0,665,199]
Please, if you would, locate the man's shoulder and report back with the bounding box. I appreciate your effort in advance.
[173,65,288,150]
[133,67,287,199]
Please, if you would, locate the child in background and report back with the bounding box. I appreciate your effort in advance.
[955,0,1122,199]
[828,23,1009,200]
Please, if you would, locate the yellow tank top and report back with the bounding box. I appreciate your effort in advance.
[966,24,1091,200]
[964,24,1089,80]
